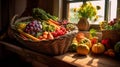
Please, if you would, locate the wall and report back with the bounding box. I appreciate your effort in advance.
[38,0,54,15]
[1,0,9,33]
[117,0,120,18]
[15,0,26,16]
[14,0,63,19]
[0,0,1,31]
[0,0,26,33]
[18,0,55,17]
[53,0,63,20]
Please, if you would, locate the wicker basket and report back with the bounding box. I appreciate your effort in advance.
[10,15,78,56]
[102,30,120,47]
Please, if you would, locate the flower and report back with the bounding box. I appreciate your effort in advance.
[74,2,99,21]
[99,18,120,31]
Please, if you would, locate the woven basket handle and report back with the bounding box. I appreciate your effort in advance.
[11,15,32,30]
[10,14,19,30]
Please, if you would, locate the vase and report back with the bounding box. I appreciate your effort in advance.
[77,17,90,31]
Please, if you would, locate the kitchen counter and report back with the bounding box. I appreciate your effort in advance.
[0,40,120,67]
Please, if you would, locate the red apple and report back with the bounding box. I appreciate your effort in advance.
[101,39,111,49]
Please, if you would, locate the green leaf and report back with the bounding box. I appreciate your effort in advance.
[90,28,97,37]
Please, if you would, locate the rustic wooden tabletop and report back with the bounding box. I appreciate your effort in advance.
[0,41,120,67]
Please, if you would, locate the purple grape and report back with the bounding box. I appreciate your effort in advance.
[24,20,42,36]
[30,27,33,30]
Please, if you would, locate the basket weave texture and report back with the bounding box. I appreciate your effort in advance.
[102,30,120,47]
[10,15,78,56]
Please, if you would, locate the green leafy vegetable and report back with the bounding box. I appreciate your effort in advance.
[90,28,97,37]
[42,21,55,32]
[32,8,58,21]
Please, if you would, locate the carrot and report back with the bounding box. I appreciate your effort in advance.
[38,36,47,41]
[19,33,28,40]
[43,31,49,35]
[38,36,43,40]
[49,19,60,25]
[47,20,60,30]
[47,32,54,39]
[17,29,40,41]
[43,31,48,39]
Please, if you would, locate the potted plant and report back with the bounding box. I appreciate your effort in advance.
[100,18,120,47]
[74,2,100,31]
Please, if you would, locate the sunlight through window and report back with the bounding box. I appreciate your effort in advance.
[68,0,117,25]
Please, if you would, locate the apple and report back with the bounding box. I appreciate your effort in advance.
[101,38,111,49]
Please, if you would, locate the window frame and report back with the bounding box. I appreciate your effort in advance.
[62,0,110,31]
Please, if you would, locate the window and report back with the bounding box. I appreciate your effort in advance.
[63,0,117,25]
[108,0,117,22]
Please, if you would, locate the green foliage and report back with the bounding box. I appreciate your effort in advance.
[32,8,49,20]
[41,21,55,32]
[90,28,97,37]
[114,41,120,53]
[66,23,76,31]
[32,8,58,21]
[77,2,97,20]
[100,19,120,31]
[105,25,116,30]
[69,43,78,52]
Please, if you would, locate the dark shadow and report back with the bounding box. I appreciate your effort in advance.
[86,58,96,67]
[72,53,87,59]
[0,54,32,67]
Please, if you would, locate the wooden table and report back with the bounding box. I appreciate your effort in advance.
[0,41,120,67]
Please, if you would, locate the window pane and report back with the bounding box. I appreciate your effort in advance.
[68,2,83,23]
[108,0,117,21]
[68,0,105,24]
[89,0,105,24]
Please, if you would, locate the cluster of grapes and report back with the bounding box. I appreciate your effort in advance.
[24,20,42,36]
